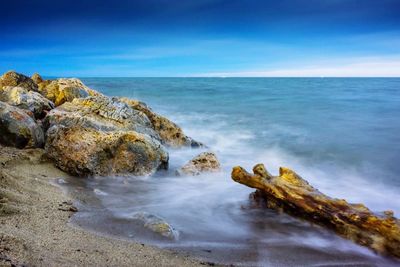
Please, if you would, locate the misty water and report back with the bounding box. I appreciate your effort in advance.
[59,78,400,266]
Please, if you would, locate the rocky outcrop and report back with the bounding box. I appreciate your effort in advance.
[44,96,168,176]
[177,152,221,176]
[0,102,44,149]
[0,71,38,91]
[0,70,204,178]
[120,98,202,148]
[231,164,400,258]
[0,86,54,119]
[45,125,168,176]
[131,212,179,240]
[37,78,103,106]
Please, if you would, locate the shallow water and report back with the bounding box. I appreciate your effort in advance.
[61,78,400,266]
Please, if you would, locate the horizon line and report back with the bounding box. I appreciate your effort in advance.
[42,76,400,79]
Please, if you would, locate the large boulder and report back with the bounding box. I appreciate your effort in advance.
[176,152,221,176]
[0,102,44,148]
[44,96,168,176]
[37,78,103,106]
[0,71,38,91]
[0,86,54,119]
[45,125,168,176]
[45,96,158,139]
[120,97,202,148]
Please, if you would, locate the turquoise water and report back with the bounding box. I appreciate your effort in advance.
[66,78,400,266]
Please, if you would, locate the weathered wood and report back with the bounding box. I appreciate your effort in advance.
[231,164,400,258]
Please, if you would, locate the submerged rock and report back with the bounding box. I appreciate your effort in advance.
[44,96,168,176]
[177,152,221,176]
[0,71,38,91]
[0,102,44,148]
[37,77,102,106]
[0,86,54,119]
[120,97,202,147]
[231,164,400,259]
[131,212,179,240]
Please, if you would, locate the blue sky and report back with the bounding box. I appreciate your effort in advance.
[1,0,400,77]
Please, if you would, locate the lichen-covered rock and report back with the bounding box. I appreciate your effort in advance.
[45,96,158,139]
[0,102,44,148]
[232,164,400,259]
[131,212,178,240]
[177,152,220,176]
[31,73,44,84]
[120,97,202,147]
[38,78,103,106]
[44,96,168,176]
[45,125,168,176]
[0,86,54,119]
[0,71,38,91]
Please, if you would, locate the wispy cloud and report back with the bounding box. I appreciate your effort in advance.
[2,34,400,77]
[75,38,291,61]
[194,56,400,77]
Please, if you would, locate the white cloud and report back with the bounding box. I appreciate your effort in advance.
[195,56,400,77]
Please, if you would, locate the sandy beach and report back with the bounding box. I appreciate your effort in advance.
[0,145,209,267]
[1,0,400,265]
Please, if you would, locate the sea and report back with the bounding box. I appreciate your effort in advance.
[59,78,400,266]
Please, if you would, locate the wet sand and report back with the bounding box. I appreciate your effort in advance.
[0,145,208,267]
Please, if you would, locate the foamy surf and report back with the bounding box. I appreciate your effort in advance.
[59,77,400,266]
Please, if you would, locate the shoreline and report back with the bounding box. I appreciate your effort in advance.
[1,71,399,265]
[0,145,211,267]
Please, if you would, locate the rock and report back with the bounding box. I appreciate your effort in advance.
[120,97,203,147]
[0,71,38,91]
[0,102,44,148]
[45,125,168,176]
[31,73,44,84]
[131,212,178,240]
[0,86,54,119]
[58,201,78,212]
[38,78,103,106]
[44,96,158,139]
[177,152,220,176]
[231,164,400,259]
[44,96,169,176]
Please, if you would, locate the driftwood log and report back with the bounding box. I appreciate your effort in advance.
[231,164,400,258]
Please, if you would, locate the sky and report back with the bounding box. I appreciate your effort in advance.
[1,0,400,77]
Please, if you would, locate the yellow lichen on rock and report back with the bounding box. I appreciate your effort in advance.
[120,97,202,147]
[37,78,103,106]
[45,96,157,138]
[0,86,54,119]
[31,73,44,84]
[45,125,168,176]
[44,95,169,176]
[0,71,38,91]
